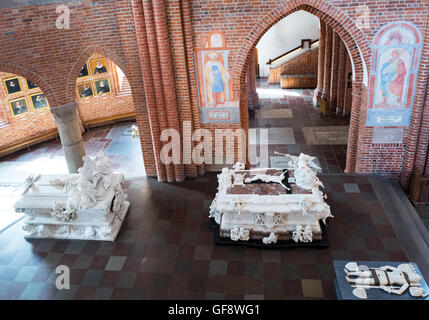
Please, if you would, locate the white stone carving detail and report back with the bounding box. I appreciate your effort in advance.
[344,261,428,299]
[262,232,278,244]
[14,152,130,241]
[232,173,245,186]
[292,224,313,243]
[255,212,265,226]
[245,172,289,190]
[210,153,332,244]
[230,227,250,241]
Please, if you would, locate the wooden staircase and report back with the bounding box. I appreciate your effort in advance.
[267,39,319,85]
[0,120,10,129]
[116,77,132,97]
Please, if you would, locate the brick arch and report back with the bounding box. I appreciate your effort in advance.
[234,0,371,172]
[65,45,128,103]
[233,1,370,96]
[65,45,157,177]
[0,61,56,107]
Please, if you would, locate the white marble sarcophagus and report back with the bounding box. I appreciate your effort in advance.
[14,152,129,241]
[209,153,333,245]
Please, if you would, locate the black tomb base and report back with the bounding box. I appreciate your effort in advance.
[210,218,330,249]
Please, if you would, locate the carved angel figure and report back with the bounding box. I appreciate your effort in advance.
[49,152,116,220]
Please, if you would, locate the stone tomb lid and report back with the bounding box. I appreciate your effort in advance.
[333,260,429,300]
[14,173,123,210]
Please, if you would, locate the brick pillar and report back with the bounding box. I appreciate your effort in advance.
[313,20,326,106]
[181,0,205,176]
[336,39,347,115]
[152,0,185,182]
[345,82,361,173]
[343,57,353,116]
[322,26,333,100]
[167,0,197,178]
[142,0,176,182]
[418,81,429,175]
[131,0,167,182]
[330,32,340,111]
[50,102,86,173]
[248,50,258,109]
[400,23,429,188]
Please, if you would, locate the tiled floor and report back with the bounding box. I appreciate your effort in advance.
[249,78,350,172]
[0,90,426,300]
[0,172,413,300]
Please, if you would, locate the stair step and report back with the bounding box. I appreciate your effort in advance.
[0,121,10,129]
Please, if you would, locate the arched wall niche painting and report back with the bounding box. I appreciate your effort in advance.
[195,31,240,124]
[366,22,423,127]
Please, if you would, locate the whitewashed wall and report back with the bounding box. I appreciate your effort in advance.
[256,11,320,77]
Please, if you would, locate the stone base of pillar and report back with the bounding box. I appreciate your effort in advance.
[50,102,86,173]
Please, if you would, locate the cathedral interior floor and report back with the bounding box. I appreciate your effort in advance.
[0,95,428,300]
[0,172,428,298]
[249,78,350,173]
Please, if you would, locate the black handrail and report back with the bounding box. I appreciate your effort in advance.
[266,39,319,66]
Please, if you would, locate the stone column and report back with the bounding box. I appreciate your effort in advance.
[51,102,86,173]
[313,21,326,106]
[322,26,333,100]
[330,32,340,111]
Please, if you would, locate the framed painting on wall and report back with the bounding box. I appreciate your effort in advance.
[30,93,49,110]
[4,77,22,95]
[9,97,29,116]
[77,81,94,98]
[94,79,111,94]
[26,79,38,90]
[78,63,89,78]
[90,58,108,75]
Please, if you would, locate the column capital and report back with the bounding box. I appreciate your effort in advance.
[50,102,78,123]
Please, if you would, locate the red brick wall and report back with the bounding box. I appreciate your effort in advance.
[0,60,135,150]
[189,0,428,181]
[0,0,429,185]
[0,0,156,176]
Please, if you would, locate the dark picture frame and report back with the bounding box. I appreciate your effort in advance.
[30,93,49,110]
[77,81,94,98]
[95,79,111,94]
[78,63,89,78]
[9,97,29,116]
[26,79,38,90]
[4,77,22,95]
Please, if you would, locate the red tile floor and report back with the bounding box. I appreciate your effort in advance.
[249,78,350,172]
[0,85,427,299]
